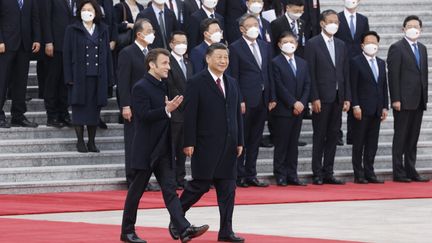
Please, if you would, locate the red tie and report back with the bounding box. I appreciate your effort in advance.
[216,78,224,96]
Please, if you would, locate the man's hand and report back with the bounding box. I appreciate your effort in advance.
[32,42,40,53]
[0,43,5,53]
[392,101,401,111]
[353,107,362,120]
[45,43,54,57]
[183,146,194,157]
[312,100,321,113]
[381,108,388,121]
[110,41,116,50]
[126,22,134,29]
[237,146,243,157]
[241,102,246,114]
[122,106,132,122]
[343,101,351,112]
[294,101,304,113]
[268,101,276,111]
[165,95,183,113]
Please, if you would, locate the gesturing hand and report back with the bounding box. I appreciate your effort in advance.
[165,95,184,113]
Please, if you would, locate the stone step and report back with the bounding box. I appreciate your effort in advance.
[4,110,120,124]
[369,22,432,34]
[322,0,432,12]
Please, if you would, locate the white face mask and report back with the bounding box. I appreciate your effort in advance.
[81,11,95,22]
[153,0,166,5]
[344,0,358,9]
[324,23,339,35]
[281,43,297,54]
[246,26,260,39]
[249,2,263,14]
[143,33,155,44]
[203,0,218,9]
[363,43,379,56]
[405,27,421,40]
[174,44,188,56]
[210,31,223,43]
[287,12,303,21]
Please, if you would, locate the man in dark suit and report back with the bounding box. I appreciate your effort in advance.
[184,0,200,15]
[335,0,370,145]
[166,31,193,189]
[189,18,222,73]
[185,0,224,50]
[387,15,430,183]
[305,9,351,185]
[120,48,209,243]
[164,0,188,30]
[136,0,180,49]
[301,0,320,39]
[350,31,388,184]
[0,0,41,128]
[42,0,77,128]
[271,0,306,57]
[216,0,247,44]
[229,13,274,188]
[271,31,310,186]
[117,19,154,187]
[176,43,245,243]
[97,0,118,50]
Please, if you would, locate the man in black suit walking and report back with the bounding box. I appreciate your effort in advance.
[350,31,388,184]
[120,48,209,243]
[305,9,351,185]
[166,31,193,189]
[0,0,41,128]
[175,43,245,242]
[387,15,430,183]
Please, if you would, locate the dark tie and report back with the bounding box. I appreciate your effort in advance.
[210,13,215,19]
[168,0,174,11]
[18,0,23,9]
[216,78,224,96]
[412,43,421,68]
[349,15,355,39]
[158,10,167,48]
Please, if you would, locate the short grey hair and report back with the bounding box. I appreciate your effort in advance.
[238,13,259,27]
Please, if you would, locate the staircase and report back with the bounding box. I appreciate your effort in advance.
[1,0,432,194]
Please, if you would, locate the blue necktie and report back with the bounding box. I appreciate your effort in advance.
[179,58,187,78]
[412,43,421,68]
[18,0,23,9]
[349,15,355,39]
[370,59,378,82]
[289,58,297,77]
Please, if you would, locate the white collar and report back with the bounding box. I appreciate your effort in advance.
[171,50,183,62]
[363,52,376,62]
[242,36,257,46]
[321,31,333,42]
[208,68,223,82]
[404,37,418,45]
[344,9,356,20]
[283,53,296,61]
[285,13,295,24]
[134,40,147,53]
[152,3,165,16]
[202,6,215,18]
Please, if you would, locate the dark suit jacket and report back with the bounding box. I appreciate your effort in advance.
[166,54,193,122]
[189,41,209,74]
[305,34,351,104]
[350,54,389,117]
[97,0,118,42]
[215,0,247,44]
[185,8,224,50]
[387,38,429,110]
[114,1,145,34]
[136,6,180,49]
[183,69,244,180]
[0,0,41,52]
[271,54,311,117]
[228,37,274,107]
[117,42,147,108]
[335,12,369,59]
[42,0,76,51]
[271,15,306,57]
[131,73,172,170]
[184,0,200,14]
[301,0,320,39]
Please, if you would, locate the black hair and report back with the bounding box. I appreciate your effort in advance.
[76,0,102,24]
[403,15,422,28]
[361,31,381,43]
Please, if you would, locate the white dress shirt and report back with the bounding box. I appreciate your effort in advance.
[344,9,357,31]
[202,5,216,18]
[208,68,225,97]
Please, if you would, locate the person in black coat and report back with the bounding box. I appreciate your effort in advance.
[120,48,209,243]
[96,0,118,48]
[305,10,351,185]
[350,31,388,184]
[184,0,200,15]
[271,31,310,186]
[387,15,430,183]
[301,0,320,39]
[35,0,48,100]
[216,0,247,44]
[63,0,113,153]
[136,0,180,49]
[0,0,41,128]
[177,43,245,243]
[113,0,145,52]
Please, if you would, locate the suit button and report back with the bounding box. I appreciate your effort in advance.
[95,54,98,57]
[95,46,98,49]
[86,54,89,57]
[86,63,89,65]
[86,46,89,49]
[95,63,98,66]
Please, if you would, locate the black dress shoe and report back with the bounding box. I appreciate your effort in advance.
[336,137,344,146]
[354,178,368,184]
[236,179,249,188]
[168,221,179,240]
[366,177,384,184]
[47,118,64,128]
[393,177,412,183]
[60,117,72,127]
[87,142,100,153]
[218,233,245,242]
[247,178,269,187]
[145,182,161,191]
[98,119,108,129]
[76,141,88,153]
[323,177,345,185]
[411,176,430,182]
[11,117,38,128]
[276,178,287,186]
[180,224,209,243]
[312,177,323,185]
[0,119,11,128]
[287,179,307,186]
[120,232,147,243]
[298,140,307,146]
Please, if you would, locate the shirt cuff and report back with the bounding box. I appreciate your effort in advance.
[165,107,171,118]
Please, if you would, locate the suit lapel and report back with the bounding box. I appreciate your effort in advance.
[204,70,225,100]
[402,38,420,71]
[318,35,336,68]
[282,55,296,80]
[240,38,261,69]
[360,55,378,85]
[170,55,186,81]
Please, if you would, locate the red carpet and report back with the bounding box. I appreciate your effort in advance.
[0,218,361,243]
[1,182,432,216]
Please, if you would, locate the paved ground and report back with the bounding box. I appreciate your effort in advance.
[4,198,432,243]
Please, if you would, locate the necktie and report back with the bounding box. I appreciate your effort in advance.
[289,58,296,76]
[412,43,421,68]
[349,15,355,39]
[370,59,378,82]
[328,39,336,66]
[216,78,225,96]
[251,42,262,69]
[143,48,148,56]
[179,58,187,78]
[158,10,167,49]
[18,0,23,9]
[291,20,298,38]
[210,13,215,19]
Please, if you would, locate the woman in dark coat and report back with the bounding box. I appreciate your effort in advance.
[63,0,113,153]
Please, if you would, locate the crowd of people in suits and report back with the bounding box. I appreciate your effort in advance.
[0,0,430,242]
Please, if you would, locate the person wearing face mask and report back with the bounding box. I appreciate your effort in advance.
[136,0,180,49]
[305,9,351,185]
[271,0,306,57]
[185,0,224,50]
[350,31,388,184]
[63,0,113,153]
[189,18,222,73]
[229,14,275,188]
[387,15,430,183]
[215,0,247,44]
[271,31,310,186]
[165,31,193,190]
